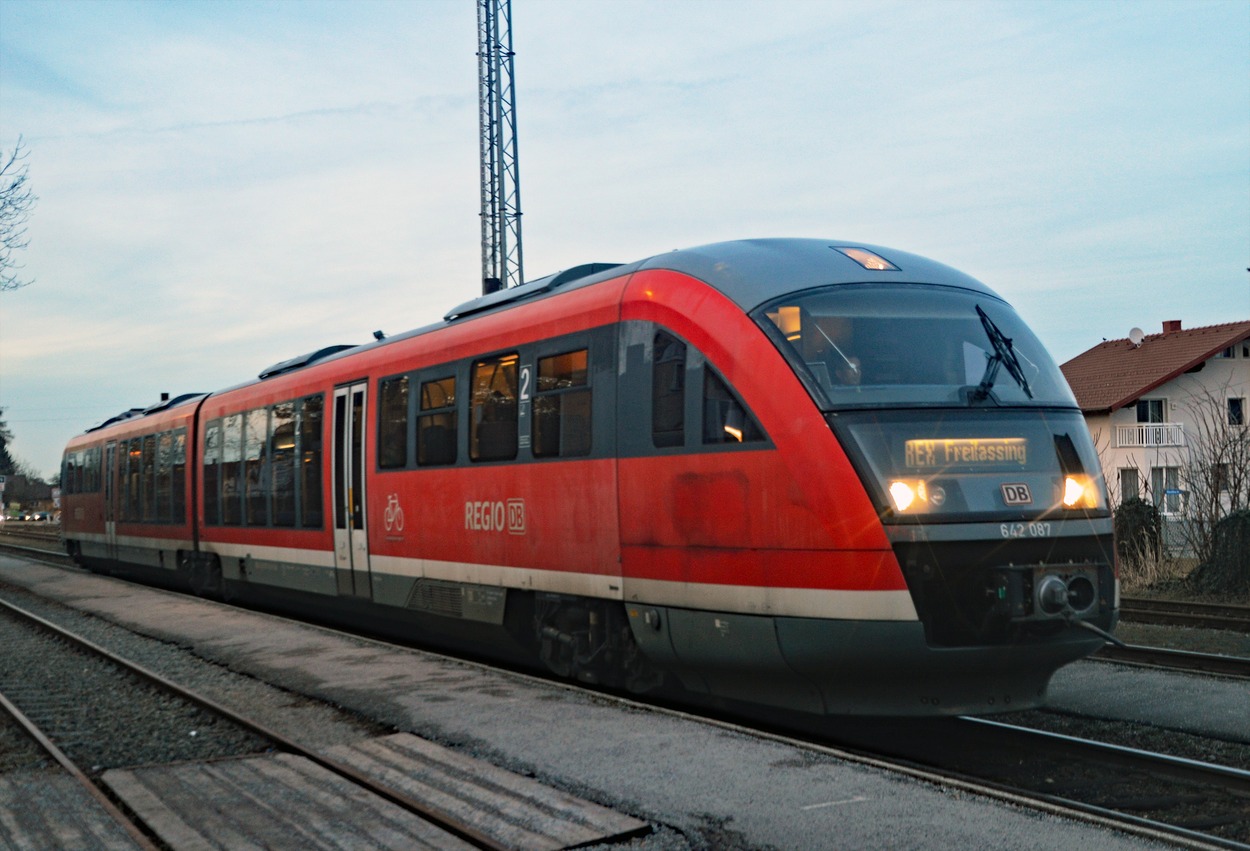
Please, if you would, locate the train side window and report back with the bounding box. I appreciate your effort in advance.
[534,349,591,457]
[245,408,269,526]
[125,439,141,521]
[203,420,222,525]
[471,354,519,462]
[418,375,457,466]
[299,394,325,528]
[221,413,243,525]
[378,375,410,469]
[703,369,765,445]
[172,429,187,523]
[270,402,296,527]
[156,431,173,523]
[141,434,157,522]
[63,453,77,495]
[652,332,686,448]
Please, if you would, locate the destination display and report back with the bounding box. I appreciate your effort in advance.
[904,437,1028,470]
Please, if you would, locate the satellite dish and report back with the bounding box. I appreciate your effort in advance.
[1129,327,1145,347]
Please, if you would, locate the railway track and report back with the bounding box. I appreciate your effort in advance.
[1093,643,1250,679]
[4,550,1248,847]
[952,716,1250,848]
[1121,597,1250,634]
[0,596,648,850]
[788,711,1250,850]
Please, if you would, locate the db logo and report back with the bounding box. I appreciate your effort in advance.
[1001,483,1032,506]
[506,499,526,534]
[465,498,527,534]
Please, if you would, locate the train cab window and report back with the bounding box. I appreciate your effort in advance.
[299,394,325,528]
[245,408,269,526]
[269,402,296,526]
[203,420,222,525]
[652,332,686,448]
[418,376,457,466]
[703,369,765,444]
[221,413,244,525]
[378,376,410,469]
[471,354,519,462]
[534,349,591,457]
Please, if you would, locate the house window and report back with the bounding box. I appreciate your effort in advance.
[1136,399,1165,423]
[1213,463,1229,493]
[1215,346,1234,359]
[1151,466,1182,515]
[1119,468,1140,503]
[1229,397,1245,427]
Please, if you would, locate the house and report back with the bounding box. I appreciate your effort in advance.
[1060,319,1250,541]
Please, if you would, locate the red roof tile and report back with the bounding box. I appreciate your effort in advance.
[1060,320,1250,413]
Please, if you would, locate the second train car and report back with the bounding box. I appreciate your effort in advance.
[61,238,1117,716]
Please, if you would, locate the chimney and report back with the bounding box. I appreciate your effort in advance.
[1162,320,1182,334]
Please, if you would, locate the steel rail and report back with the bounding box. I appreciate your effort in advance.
[1093,643,1250,679]
[0,596,511,851]
[1120,597,1250,634]
[961,716,1250,792]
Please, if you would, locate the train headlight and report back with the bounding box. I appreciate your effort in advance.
[1062,475,1099,509]
[888,480,927,512]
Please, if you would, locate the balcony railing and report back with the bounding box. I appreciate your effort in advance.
[1116,423,1186,448]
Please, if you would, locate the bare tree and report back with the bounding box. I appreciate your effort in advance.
[1174,380,1250,568]
[0,136,37,292]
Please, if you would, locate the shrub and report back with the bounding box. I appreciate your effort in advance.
[1115,497,1161,574]
[1190,509,1250,595]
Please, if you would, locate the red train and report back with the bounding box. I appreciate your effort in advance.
[61,239,1117,716]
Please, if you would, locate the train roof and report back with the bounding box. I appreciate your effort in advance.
[185,239,1007,402]
[441,238,1000,325]
[83,392,207,434]
[634,238,1000,313]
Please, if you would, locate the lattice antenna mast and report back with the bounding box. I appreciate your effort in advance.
[478,0,523,294]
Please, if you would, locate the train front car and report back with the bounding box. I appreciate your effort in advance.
[618,239,1115,716]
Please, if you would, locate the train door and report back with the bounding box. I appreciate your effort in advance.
[103,442,118,561]
[332,383,372,598]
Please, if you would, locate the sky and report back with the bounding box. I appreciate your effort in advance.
[1,0,1248,480]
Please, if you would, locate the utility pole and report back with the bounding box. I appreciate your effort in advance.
[477,0,523,294]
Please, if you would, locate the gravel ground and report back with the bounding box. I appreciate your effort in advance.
[0,604,275,774]
[0,578,391,768]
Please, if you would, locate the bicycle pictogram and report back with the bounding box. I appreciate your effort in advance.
[383,493,405,532]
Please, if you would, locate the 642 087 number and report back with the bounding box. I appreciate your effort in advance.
[1000,522,1051,539]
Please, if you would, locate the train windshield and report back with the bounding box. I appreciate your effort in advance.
[753,284,1076,410]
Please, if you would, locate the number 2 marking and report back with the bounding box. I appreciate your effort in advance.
[519,365,532,401]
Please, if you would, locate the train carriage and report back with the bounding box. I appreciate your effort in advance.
[62,393,203,576]
[62,238,1117,716]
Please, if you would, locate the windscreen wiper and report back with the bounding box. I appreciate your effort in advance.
[971,305,1033,402]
